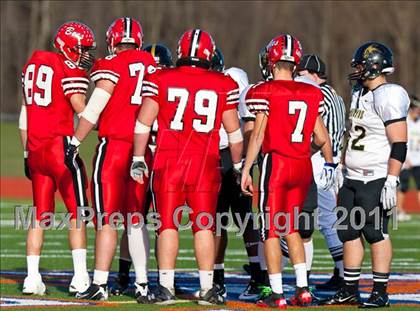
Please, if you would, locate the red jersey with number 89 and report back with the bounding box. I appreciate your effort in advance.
[21,51,89,151]
[91,49,156,142]
[245,80,324,159]
[140,66,239,165]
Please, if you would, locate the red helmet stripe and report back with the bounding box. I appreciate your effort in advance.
[189,29,201,57]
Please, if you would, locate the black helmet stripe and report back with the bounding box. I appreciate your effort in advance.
[189,29,201,57]
[124,17,131,39]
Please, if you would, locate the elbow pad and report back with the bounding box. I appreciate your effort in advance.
[227,128,243,144]
[19,105,27,130]
[80,88,111,124]
[390,142,407,163]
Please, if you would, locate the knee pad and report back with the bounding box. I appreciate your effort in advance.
[362,225,385,244]
[337,227,359,243]
[298,211,315,239]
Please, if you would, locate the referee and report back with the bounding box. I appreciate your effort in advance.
[296,54,346,290]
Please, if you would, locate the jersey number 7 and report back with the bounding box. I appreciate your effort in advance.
[289,100,307,143]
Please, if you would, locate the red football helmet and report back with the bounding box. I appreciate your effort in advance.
[267,34,302,68]
[106,17,143,54]
[176,29,215,67]
[53,21,96,70]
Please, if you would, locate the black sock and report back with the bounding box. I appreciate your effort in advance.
[372,271,390,294]
[249,262,261,283]
[118,258,131,277]
[214,268,224,286]
[307,270,311,285]
[343,267,361,293]
[261,269,270,286]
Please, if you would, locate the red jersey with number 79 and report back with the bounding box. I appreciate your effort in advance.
[90,49,156,142]
[140,65,239,165]
[245,80,324,159]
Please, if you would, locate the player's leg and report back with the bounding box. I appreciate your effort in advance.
[109,230,131,295]
[23,172,55,295]
[320,178,362,305]
[397,168,411,221]
[414,166,420,204]
[256,153,287,308]
[359,178,392,307]
[316,186,344,290]
[56,137,90,293]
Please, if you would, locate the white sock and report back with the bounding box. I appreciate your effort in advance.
[72,249,88,277]
[258,242,267,270]
[303,239,313,271]
[27,255,40,277]
[294,263,308,287]
[159,269,175,290]
[269,273,283,294]
[93,269,109,285]
[336,260,344,278]
[214,263,224,270]
[128,227,150,284]
[281,255,289,271]
[199,270,214,291]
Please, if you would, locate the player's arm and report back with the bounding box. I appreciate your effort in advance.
[18,99,31,180]
[241,112,267,196]
[130,97,159,184]
[313,115,337,190]
[222,108,244,169]
[242,119,255,155]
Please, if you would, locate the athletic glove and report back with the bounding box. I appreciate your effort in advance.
[336,163,346,191]
[24,151,31,180]
[232,161,243,186]
[319,162,338,191]
[381,175,398,211]
[130,156,149,184]
[64,137,80,171]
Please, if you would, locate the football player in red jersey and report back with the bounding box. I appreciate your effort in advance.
[19,21,95,295]
[130,29,243,305]
[241,34,336,308]
[64,17,156,302]
[110,42,173,297]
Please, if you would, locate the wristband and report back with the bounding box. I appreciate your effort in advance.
[70,136,81,147]
[233,162,242,171]
[24,151,28,159]
[133,156,145,162]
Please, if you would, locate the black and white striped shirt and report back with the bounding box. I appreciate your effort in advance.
[320,83,346,156]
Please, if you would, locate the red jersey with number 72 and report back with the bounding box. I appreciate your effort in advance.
[141,66,239,163]
[245,80,324,159]
[91,49,156,142]
[21,51,89,152]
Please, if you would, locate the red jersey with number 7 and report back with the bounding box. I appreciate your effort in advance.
[21,51,89,152]
[91,49,156,142]
[245,80,324,159]
[140,65,239,165]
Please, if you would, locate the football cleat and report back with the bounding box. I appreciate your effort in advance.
[153,284,176,305]
[22,275,46,295]
[109,274,130,296]
[318,287,361,305]
[256,292,287,309]
[239,279,260,301]
[290,286,312,306]
[76,283,108,300]
[69,273,90,294]
[359,291,390,308]
[198,285,226,305]
[134,282,155,304]
[316,268,344,291]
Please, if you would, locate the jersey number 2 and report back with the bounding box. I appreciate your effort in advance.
[168,88,217,133]
[289,100,307,143]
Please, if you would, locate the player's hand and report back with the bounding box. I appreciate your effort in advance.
[319,162,338,191]
[232,161,243,186]
[381,175,398,211]
[24,151,31,180]
[336,163,346,191]
[64,142,79,171]
[130,156,149,184]
[241,171,253,196]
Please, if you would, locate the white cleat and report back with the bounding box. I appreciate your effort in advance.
[69,273,91,294]
[22,274,46,295]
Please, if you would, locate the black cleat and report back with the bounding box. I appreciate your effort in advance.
[109,274,130,296]
[239,279,260,301]
[76,283,108,300]
[256,292,287,308]
[359,291,390,308]
[134,282,155,304]
[316,269,345,291]
[318,287,360,305]
[153,284,176,305]
[198,285,226,305]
